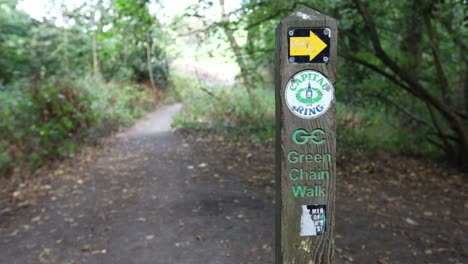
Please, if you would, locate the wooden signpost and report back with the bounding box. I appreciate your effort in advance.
[275,8,337,263]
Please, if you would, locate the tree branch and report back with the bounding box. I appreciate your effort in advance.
[245,1,323,30]
[438,11,468,54]
[454,109,468,119]
[219,0,255,100]
[245,4,292,30]
[422,11,451,104]
[352,0,468,166]
[340,52,412,93]
[376,94,433,130]
[426,103,453,153]
[378,95,459,152]
[427,137,449,154]
[194,70,223,102]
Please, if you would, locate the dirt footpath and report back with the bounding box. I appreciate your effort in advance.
[0,104,273,264]
[0,104,466,264]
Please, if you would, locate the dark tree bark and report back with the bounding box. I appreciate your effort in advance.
[351,0,468,171]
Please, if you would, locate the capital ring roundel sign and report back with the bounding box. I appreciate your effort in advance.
[285,70,334,119]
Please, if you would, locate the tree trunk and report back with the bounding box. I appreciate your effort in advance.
[146,30,160,103]
[219,0,255,101]
[63,28,69,74]
[92,31,99,76]
[352,0,468,172]
[400,1,423,77]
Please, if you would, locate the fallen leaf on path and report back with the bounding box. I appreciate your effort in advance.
[82,244,91,252]
[404,217,418,226]
[92,249,107,255]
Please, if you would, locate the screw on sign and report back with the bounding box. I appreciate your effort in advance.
[275,8,337,264]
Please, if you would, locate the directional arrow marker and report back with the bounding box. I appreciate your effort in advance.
[289,31,328,61]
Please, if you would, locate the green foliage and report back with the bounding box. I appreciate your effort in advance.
[93,0,169,86]
[0,1,34,84]
[0,0,170,176]
[171,71,275,142]
[0,77,153,176]
[336,103,438,157]
[170,68,441,154]
[0,0,168,85]
[181,0,467,169]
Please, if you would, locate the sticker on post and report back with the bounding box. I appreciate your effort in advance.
[300,204,326,236]
[285,70,334,119]
[288,28,330,63]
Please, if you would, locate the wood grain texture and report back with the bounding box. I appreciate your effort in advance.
[275,8,337,264]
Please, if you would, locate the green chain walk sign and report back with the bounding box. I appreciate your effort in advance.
[275,8,337,263]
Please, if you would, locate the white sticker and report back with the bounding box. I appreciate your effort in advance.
[285,70,334,119]
[300,205,326,236]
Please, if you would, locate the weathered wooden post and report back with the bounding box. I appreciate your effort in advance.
[275,8,337,263]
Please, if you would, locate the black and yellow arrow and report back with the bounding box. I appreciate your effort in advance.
[289,31,327,61]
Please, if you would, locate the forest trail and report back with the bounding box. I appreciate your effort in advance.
[0,104,273,264]
[1,104,466,264]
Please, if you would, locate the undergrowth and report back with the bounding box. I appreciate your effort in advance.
[171,71,275,142]
[171,70,437,158]
[336,103,438,157]
[0,76,154,176]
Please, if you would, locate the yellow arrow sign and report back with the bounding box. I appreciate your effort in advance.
[289,31,327,61]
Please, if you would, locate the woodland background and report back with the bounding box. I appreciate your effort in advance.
[1,0,466,176]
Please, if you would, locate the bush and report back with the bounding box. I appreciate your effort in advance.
[336,103,438,157]
[170,71,275,142]
[171,70,438,158]
[0,76,153,176]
